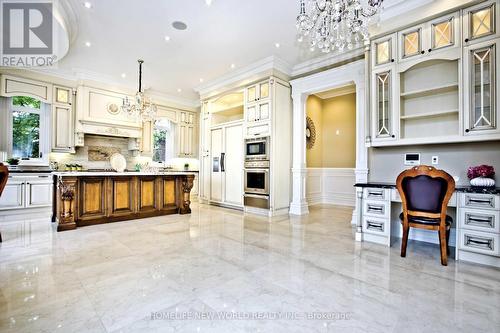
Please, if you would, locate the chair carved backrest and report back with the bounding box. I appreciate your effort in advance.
[396,165,455,224]
[0,163,8,197]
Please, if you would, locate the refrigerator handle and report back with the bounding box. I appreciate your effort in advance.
[221,153,225,172]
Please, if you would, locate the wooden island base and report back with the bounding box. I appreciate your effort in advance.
[54,173,195,231]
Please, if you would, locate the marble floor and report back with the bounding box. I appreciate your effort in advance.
[0,203,499,333]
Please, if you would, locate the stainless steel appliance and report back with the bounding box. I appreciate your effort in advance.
[244,160,270,209]
[245,137,269,161]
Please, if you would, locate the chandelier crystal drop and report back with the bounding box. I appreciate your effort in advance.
[122,59,157,122]
[296,0,384,53]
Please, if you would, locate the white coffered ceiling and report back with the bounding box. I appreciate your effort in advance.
[56,0,436,104]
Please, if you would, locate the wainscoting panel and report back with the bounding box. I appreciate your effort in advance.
[306,168,356,207]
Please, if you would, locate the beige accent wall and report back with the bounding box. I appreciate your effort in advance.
[306,93,356,168]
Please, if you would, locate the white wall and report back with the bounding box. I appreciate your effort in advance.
[306,168,356,207]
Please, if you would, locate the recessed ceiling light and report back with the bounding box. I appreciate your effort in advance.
[177,88,182,93]
[230,63,235,69]
[164,35,171,42]
[275,43,280,48]
[172,21,188,31]
[199,78,204,83]
[83,1,92,9]
[205,0,213,6]
[121,73,126,78]
[85,41,91,47]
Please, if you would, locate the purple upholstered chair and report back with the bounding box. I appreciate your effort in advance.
[396,165,455,266]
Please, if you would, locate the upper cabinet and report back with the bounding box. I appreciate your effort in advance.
[178,111,198,157]
[51,86,74,153]
[464,39,499,136]
[369,3,500,147]
[246,81,270,103]
[463,0,499,45]
[372,34,396,68]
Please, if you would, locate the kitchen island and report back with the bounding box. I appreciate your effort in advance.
[53,172,195,231]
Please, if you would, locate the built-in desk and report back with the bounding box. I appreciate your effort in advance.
[354,183,500,268]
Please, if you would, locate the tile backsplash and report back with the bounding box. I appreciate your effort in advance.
[50,134,199,171]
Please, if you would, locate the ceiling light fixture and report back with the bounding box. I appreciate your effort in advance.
[83,1,92,9]
[199,78,204,83]
[121,73,126,78]
[230,64,235,69]
[85,41,91,47]
[177,88,182,93]
[275,43,280,48]
[122,59,157,122]
[164,35,171,42]
[205,0,213,6]
[297,0,384,53]
[172,21,188,31]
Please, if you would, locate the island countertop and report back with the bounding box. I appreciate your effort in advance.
[53,171,198,177]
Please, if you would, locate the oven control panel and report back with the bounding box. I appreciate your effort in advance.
[244,160,270,169]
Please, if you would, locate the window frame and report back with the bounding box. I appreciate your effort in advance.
[152,118,175,164]
[4,96,50,166]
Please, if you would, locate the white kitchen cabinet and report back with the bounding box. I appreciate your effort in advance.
[141,120,153,156]
[0,175,52,211]
[245,101,270,123]
[52,86,74,153]
[463,39,499,136]
[463,0,499,46]
[179,111,195,124]
[25,178,53,208]
[199,102,212,202]
[0,179,24,210]
[371,66,399,143]
[371,33,397,69]
[178,123,197,157]
[246,80,270,103]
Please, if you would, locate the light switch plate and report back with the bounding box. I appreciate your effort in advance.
[432,156,439,165]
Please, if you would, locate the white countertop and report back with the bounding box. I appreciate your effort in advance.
[53,171,197,177]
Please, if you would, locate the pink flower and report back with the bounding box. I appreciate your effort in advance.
[468,165,495,179]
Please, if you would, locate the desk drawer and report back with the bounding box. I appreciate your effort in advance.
[362,216,389,236]
[459,208,499,233]
[458,230,499,256]
[459,193,499,211]
[363,199,390,219]
[363,188,389,201]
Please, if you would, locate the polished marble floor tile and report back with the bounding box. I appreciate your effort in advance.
[0,203,499,332]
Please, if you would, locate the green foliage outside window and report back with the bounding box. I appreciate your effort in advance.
[153,128,167,162]
[11,96,41,159]
[13,96,41,109]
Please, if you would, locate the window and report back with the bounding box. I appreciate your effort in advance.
[153,119,174,163]
[0,96,49,165]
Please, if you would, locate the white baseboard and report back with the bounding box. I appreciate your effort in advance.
[306,168,356,207]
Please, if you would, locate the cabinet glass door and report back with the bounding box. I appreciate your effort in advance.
[258,102,270,121]
[376,39,391,66]
[470,44,496,131]
[376,71,392,137]
[247,86,257,102]
[403,29,421,58]
[259,82,269,100]
[470,4,495,40]
[246,105,257,122]
[432,18,454,49]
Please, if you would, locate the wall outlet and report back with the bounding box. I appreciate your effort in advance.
[432,156,439,165]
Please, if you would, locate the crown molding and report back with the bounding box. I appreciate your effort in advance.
[194,56,293,100]
[314,84,356,99]
[290,47,365,77]
[23,67,200,109]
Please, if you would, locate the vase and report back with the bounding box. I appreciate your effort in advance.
[470,177,496,187]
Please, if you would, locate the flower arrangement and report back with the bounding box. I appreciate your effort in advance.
[467,165,495,179]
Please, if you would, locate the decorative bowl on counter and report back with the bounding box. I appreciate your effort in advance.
[110,153,127,172]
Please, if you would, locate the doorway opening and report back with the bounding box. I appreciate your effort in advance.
[305,84,357,207]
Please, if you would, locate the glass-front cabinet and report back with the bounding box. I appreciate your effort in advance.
[371,68,398,142]
[371,34,396,68]
[246,80,270,103]
[464,40,499,135]
[463,0,498,45]
[429,12,460,53]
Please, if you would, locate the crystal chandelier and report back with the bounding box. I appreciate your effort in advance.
[122,59,157,121]
[297,0,384,53]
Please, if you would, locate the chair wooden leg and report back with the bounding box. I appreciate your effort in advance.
[439,227,448,266]
[401,224,409,257]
